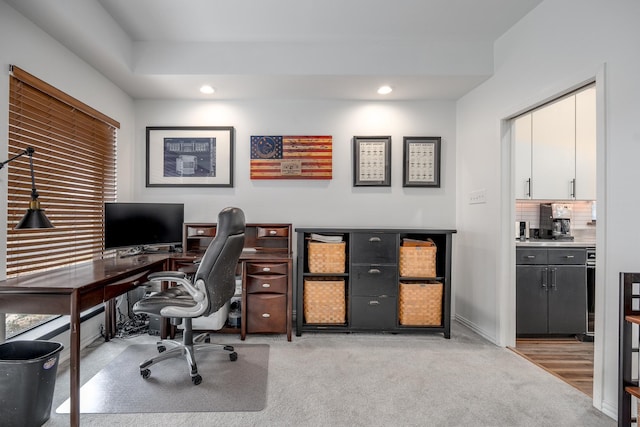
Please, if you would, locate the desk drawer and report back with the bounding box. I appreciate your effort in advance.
[246,294,287,333]
[245,262,289,276]
[187,226,216,237]
[257,226,289,238]
[246,274,288,294]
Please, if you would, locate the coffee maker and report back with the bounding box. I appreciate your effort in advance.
[539,203,573,240]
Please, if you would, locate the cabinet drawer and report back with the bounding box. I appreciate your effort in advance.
[187,226,216,237]
[257,226,289,238]
[516,248,548,265]
[548,248,586,265]
[350,295,397,329]
[246,274,288,294]
[245,262,289,275]
[351,232,398,264]
[351,265,398,296]
[246,294,287,333]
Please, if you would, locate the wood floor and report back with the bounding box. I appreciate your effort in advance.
[510,337,594,397]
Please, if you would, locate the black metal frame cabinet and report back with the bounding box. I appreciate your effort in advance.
[516,247,587,336]
[295,228,456,338]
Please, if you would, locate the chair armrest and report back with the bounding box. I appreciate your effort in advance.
[148,271,187,281]
[146,271,206,304]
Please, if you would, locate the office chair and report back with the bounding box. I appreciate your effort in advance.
[133,206,246,385]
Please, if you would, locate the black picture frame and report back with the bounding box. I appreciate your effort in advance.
[146,126,234,187]
[402,136,441,188]
[353,136,391,187]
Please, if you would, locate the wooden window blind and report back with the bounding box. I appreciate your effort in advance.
[7,65,119,277]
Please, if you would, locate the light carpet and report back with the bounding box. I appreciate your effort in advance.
[56,343,268,414]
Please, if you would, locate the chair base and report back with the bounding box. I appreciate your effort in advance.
[139,321,237,385]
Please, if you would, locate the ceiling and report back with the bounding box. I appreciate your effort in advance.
[6,0,542,101]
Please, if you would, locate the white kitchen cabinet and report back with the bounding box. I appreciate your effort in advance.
[575,86,596,200]
[514,114,532,199]
[514,85,596,200]
[531,95,576,199]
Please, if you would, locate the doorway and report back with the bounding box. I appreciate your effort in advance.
[509,81,598,398]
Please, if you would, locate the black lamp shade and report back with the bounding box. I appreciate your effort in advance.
[15,208,54,229]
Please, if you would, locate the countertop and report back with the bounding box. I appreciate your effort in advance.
[515,238,595,248]
[515,228,596,248]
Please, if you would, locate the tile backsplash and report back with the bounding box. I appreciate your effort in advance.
[515,201,596,230]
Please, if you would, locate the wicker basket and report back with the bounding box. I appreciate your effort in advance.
[308,241,346,273]
[304,278,346,324]
[399,243,437,277]
[398,281,443,326]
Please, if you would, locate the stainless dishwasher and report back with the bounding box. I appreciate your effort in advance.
[586,247,596,337]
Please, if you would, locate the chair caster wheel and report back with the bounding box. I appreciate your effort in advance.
[141,369,151,379]
[157,345,166,353]
[192,374,202,385]
[229,352,238,361]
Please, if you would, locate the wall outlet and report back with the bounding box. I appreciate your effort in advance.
[469,189,487,204]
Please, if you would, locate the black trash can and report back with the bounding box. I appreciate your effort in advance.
[0,340,64,427]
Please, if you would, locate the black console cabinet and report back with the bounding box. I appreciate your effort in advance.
[295,228,456,338]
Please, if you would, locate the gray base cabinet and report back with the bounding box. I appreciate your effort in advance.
[296,228,456,338]
[516,247,587,335]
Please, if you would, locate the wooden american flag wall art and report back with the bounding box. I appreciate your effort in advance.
[250,135,333,180]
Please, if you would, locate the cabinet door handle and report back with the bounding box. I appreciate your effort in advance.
[541,267,548,290]
[262,267,271,272]
[261,313,271,318]
[526,178,531,198]
[368,268,381,274]
[369,237,381,243]
[261,283,271,288]
[570,179,576,199]
[550,268,557,290]
[368,300,380,305]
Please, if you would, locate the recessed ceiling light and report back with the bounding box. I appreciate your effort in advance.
[200,85,215,94]
[377,85,392,95]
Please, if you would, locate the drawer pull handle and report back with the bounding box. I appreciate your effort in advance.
[368,300,380,305]
[368,268,381,274]
[261,313,271,318]
[262,283,271,288]
[526,255,536,259]
[369,237,381,243]
[565,255,575,259]
[269,230,277,235]
[197,229,204,235]
[262,267,271,272]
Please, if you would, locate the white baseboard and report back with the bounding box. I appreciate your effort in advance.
[454,314,499,346]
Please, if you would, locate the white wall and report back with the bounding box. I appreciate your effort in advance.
[455,0,640,419]
[131,99,457,231]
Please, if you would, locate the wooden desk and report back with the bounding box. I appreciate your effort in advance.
[0,254,169,427]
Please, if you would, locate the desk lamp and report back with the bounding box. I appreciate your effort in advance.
[0,147,53,229]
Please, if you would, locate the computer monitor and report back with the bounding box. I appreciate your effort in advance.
[104,202,184,253]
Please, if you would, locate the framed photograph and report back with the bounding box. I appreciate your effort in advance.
[146,126,234,187]
[403,136,441,188]
[353,136,391,187]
